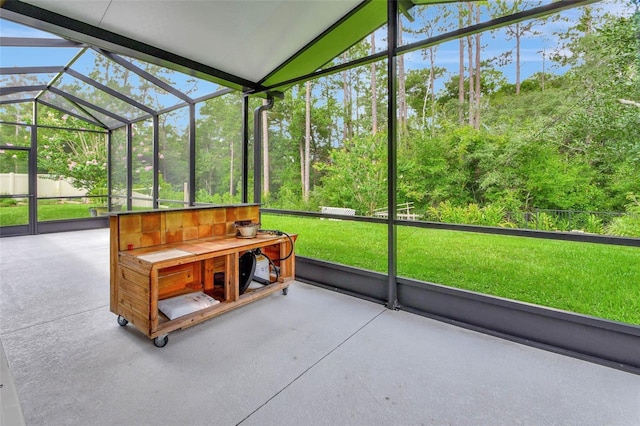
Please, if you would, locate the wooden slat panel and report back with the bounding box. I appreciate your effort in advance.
[213,257,225,271]
[164,210,183,231]
[119,257,153,278]
[110,216,119,313]
[119,215,142,250]
[118,279,150,305]
[158,263,199,299]
[183,226,199,241]
[141,231,162,247]
[117,304,150,334]
[226,208,238,223]
[198,224,213,238]
[166,229,184,244]
[118,275,150,305]
[149,269,159,333]
[213,208,226,223]
[198,209,214,226]
[117,287,149,320]
[120,266,151,289]
[141,212,161,232]
[213,223,226,236]
[183,210,199,228]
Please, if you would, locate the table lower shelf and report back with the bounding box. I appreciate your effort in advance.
[149,279,292,338]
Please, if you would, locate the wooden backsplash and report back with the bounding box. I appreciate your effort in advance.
[112,205,260,251]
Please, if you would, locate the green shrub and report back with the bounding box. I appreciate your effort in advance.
[0,197,18,207]
[426,201,508,227]
[604,194,640,237]
[584,214,604,234]
[534,212,557,231]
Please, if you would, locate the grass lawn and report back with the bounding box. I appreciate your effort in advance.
[0,203,101,225]
[262,213,640,325]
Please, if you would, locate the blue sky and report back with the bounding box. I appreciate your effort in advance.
[1,0,635,97]
[400,0,636,89]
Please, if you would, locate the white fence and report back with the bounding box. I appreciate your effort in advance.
[373,202,423,220]
[0,173,87,197]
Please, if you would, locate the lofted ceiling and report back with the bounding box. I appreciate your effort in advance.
[1,0,409,93]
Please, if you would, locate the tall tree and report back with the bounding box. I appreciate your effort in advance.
[490,0,542,95]
[466,3,475,127]
[303,80,312,202]
[458,2,466,125]
[473,3,482,129]
[409,4,452,132]
[371,33,378,135]
[341,53,353,140]
[398,18,408,134]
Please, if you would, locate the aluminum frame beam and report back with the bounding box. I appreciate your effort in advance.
[65,68,156,116]
[96,49,195,104]
[0,66,64,75]
[386,0,398,309]
[37,99,106,128]
[48,86,129,125]
[0,36,83,48]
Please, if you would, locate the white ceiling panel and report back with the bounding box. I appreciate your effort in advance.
[24,0,111,27]
[17,0,362,84]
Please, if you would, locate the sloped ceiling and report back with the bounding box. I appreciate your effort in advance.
[1,0,394,93]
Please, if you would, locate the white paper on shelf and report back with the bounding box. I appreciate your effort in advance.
[158,292,220,320]
[137,249,193,263]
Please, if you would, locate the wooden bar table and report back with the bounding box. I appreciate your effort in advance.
[110,205,295,347]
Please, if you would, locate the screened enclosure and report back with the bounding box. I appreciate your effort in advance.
[1,0,639,372]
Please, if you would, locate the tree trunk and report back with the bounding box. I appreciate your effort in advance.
[429,48,436,128]
[540,49,545,92]
[474,4,482,130]
[422,78,429,131]
[342,53,352,140]
[467,3,474,127]
[304,81,311,202]
[262,98,270,196]
[371,33,378,135]
[229,139,234,195]
[299,142,304,196]
[458,3,465,125]
[515,24,521,95]
[397,19,407,134]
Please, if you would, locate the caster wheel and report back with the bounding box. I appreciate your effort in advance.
[117,316,128,326]
[153,335,168,348]
[282,287,289,295]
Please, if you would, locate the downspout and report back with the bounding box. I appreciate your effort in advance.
[152,114,159,209]
[241,95,249,203]
[253,95,274,204]
[107,129,112,209]
[126,123,133,211]
[188,103,196,206]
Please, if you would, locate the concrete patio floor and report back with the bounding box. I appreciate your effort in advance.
[1,228,639,425]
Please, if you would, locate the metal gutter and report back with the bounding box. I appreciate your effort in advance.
[253,96,274,203]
